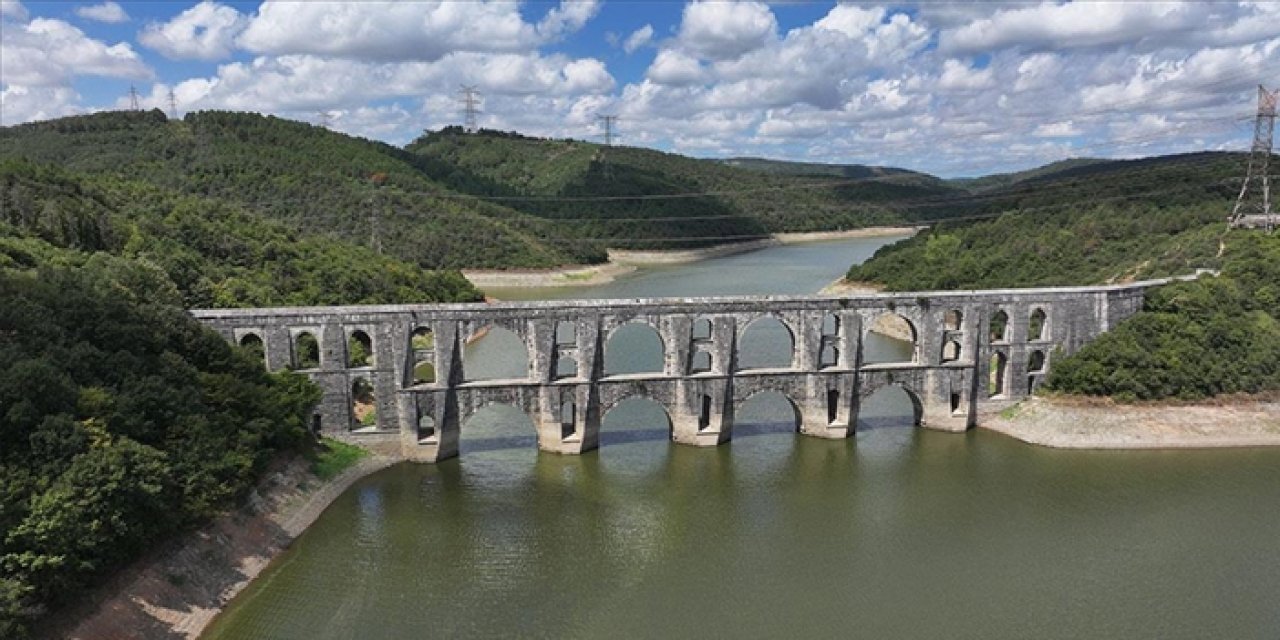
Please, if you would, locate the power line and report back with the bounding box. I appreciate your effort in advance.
[459,85,481,133]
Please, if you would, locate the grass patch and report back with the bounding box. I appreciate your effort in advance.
[307,438,370,480]
[998,403,1024,420]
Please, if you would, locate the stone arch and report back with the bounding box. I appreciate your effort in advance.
[989,351,1009,397]
[599,395,674,445]
[944,309,963,331]
[737,315,796,370]
[458,402,538,451]
[990,310,1010,343]
[857,384,924,430]
[351,376,377,431]
[863,312,918,365]
[604,321,665,376]
[291,331,320,370]
[736,389,802,434]
[940,339,962,363]
[464,324,529,381]
[1028,308,1048,341]
[238,332,264,364]
[409,326,435,385]
[347,329,373,368]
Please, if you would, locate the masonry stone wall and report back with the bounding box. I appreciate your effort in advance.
[193,278,1181,462]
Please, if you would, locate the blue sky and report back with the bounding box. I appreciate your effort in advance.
[2,0,1278,176]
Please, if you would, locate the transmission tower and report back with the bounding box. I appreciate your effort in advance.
[167,89,178,119]
[459,85,481,133]
[317,111,331,129]
[597,114,619,146]
[128,85,140,111]
[1230,85,1278,232]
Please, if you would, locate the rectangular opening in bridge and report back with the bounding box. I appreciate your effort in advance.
[690,349,712,374]
[826,389,839,424]
[418,414,437,444]
[560,398,577,439]
[693,318,712,341]
[556,321,576,346]
[698,394,713,431]
[311,413,322,435]
[820,342,838,368]
[950,392,961,415]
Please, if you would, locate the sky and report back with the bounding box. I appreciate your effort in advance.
[1,0,1278,177]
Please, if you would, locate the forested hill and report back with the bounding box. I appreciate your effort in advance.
[406,127,963,241]
[843,151,1280,401]
[2,112,962,271]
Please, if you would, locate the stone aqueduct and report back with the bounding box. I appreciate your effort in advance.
[192,280,1166,462]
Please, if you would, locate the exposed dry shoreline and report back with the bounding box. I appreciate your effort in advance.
[982,396,1280,449]
[463,226,923,289]
[41,453,397,640]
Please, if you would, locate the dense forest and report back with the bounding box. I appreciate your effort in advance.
[0,250,321,638]
[842,152,1280,400]
[2,111,962,269]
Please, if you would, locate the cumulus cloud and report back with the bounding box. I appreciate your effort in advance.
[1,17,151,86]
[647,49,705,86]
[0,0,26,22]
[236,1,595,62]
[676,1,777,60]
[1,84,80,125]
[138,2,245,61]
[624,24,654,54]
[76,1,128,24]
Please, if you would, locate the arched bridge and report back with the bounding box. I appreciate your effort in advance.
[192,279,1171,462]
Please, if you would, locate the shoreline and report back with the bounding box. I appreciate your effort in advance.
[464,226,923,290]
[50,395,1280,639]
[44,451,397,640]
[980,396,1280,449]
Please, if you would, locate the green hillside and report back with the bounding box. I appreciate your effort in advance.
[946,158,1110,192]
[717,157,937,183]
[843,151,1280,400]
[407,127,964,247]
[0,111,573,270]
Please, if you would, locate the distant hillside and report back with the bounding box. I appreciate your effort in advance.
[407,127,965,244]
[717,157,938,184]
[947,158,1111,192]
[846,151,1253,290]
[0,111,574,270]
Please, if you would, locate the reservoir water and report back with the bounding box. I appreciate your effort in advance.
[204,236,1280,639]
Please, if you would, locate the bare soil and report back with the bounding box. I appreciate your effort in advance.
[37,453,396,640]
[983,394,1280,449]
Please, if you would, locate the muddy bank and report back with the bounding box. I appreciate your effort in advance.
[41,452,396,640]
[607,238,778,265]
[774,226,924,244]
[462,261,636,288]
[982,395,1280,449]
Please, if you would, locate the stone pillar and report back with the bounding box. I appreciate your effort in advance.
[672,377,733,447]
[798,372,855,439]
[263,325,291,371]
[532,383,600,455]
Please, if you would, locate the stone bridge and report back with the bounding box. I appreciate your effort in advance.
[191,279,1172,462]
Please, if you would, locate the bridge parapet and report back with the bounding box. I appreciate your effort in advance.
[192,278,1183,461]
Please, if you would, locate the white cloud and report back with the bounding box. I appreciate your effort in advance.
[937,59,995,92]
[237,1,552,61]
[647,49,705,86]
[1,84,79,125]
[624,24,654,54]
[677,1,777,60]
[76,1,128,24]
[0,1,26,22]
[1,17,151,86]
[941,2,1207,54]
[139,1,246,61]
[1033,121,1081,137]
[538,0,600,40]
